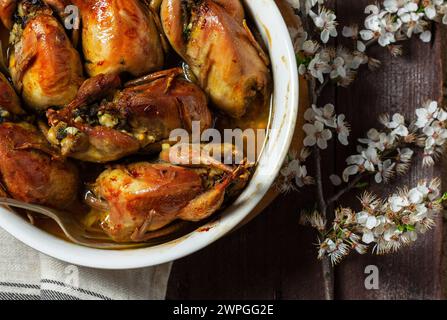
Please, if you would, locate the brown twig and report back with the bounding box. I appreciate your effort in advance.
[301,0,335,300]
[327,174,365,207]
[309,75,335,300]
[314,148,327,215]
[313,146,335,300]
[321,253,335,300]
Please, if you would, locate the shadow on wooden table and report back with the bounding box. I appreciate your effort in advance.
[168,190,328,300]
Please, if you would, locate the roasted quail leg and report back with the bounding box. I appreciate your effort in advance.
[0,122,79,209]
[161,0,271,118]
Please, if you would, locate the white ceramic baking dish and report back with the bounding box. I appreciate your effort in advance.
[0,0,299,269]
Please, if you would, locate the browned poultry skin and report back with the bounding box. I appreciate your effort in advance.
[161,0,271,118]
[0,72,24,115]
[72,0,164,77]
[119,75,212,134]
[211,0,244,22]
[68,126,141,163]
[90,160,248,242]
[42,0,72,17]
[0,0,71,29]
[93,163,204,242]
[46,69,212,163]
[0,122,79,209]
[9,2,84,111]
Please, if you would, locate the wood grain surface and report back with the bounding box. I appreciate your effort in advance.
[167,0,445,300]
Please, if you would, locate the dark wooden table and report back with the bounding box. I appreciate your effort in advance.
[167,0,446,300]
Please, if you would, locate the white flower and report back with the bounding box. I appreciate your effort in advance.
[389,195,409,212]
[423,153,436,167]
[303,121,333,149]
[408,188,425,204]
[357,211,380,230]
[375,159,395,183]
[302,210,327,230]
[436,108,447,121]
[363,6,388,31]
[358,128,379,145]
[415,101,438,128]
[289,26,308,54]
[304,107,318,122]
[365,4,380,15]
[354,243,369,254]
[383,226,402,242]
[411,204,429,221]
[378,31,396,46]
[398,147,414,163]
[407,231,418,242]
[383,0,400,13]
[336,46,366,70]
[330,56,347,79]
[310,7,338,43]
[362,229,375,244]
[375,132,396,151]
[424,5,438,20]
[386,113,409,137]
[360,4,405,47]
[313,103,336,128]
[357,40,366,52]
[359,128,395,152]
[318,238,337,260]
[302,40,320,55]
[343,147,379,182]
[397,1,419,23]
[308,53,331,83]
[427,178,441,200]
[405,19,431,39]
[356,211,369,225]
[328,241,350,265]
[319,178,443,262]
[416,181,430,198]
[423,121,447,149]
[336,114,350,145]
[396,147,414,174]
[360,29,375,41]
[281,159,308,188]
[299,64,307,75]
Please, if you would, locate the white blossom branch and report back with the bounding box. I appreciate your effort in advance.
[278,0,447,299]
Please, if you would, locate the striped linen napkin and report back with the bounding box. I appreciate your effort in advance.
[0,227,172,300]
